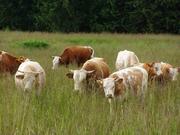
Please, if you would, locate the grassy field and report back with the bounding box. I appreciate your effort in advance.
[0,31,180,135]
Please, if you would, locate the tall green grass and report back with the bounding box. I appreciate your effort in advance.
[0,31,179,135]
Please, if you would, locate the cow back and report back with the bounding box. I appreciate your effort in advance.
[60,46,93,65]
[83,58,110,79]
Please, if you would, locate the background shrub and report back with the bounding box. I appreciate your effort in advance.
[20,40,49,48]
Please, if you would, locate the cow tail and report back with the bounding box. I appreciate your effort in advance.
[89,46,94,58]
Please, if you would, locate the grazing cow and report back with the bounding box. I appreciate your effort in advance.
[115,50,139,70]
[155,62,180,83]
[66,57,110,91]
[0,51,27,74]
[136,63,157,82]
[98,66,148,102]
[15,60,46,95]
[52,46,94,70]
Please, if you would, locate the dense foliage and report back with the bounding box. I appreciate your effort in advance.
[20,40,49,48]
[0,0,179,33]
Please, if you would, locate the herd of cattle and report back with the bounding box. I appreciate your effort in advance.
[0,46,180,103]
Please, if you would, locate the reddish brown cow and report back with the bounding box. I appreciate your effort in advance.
[52,46,94,69]
[0,51,27,74]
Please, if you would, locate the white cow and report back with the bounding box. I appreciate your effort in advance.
[15,60,46,94]
[115,50,139,70]
[98,66,148,102]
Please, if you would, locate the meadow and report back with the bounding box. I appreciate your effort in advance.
[0,31,180,135]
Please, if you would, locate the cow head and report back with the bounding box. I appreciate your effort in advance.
[66,69,94,91]
[15,71,39,91]
[149,62,163,76]
[101,76,123,99]
[16,56,27,63]
[52,56,61,70]
[169,67,179,81]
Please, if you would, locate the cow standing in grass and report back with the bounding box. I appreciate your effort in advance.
[115,50,139,70]
[52,46,94,70]
[154,62,180,84]
[66,57,110,92]
[0,51,27,74]
[98,66,148,103]
[15,60,46,95]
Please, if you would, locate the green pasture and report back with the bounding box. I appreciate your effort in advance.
[0,31,179,135]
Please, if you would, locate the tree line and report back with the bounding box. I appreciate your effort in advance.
[0,0,179,33]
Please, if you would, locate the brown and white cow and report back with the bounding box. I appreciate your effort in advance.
[66,57,110,91]
[0,51,27,74]
[52,46,94,70]
[155,62,180,84]
[98,66,148,103]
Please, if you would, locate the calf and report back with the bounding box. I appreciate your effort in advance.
[155,62,180,83]
[115,50,139,70]
[15,60,46,95]
[52,46,94,69]
[98,66,148,102]
[66,57,110,91]
[0,51,27,74]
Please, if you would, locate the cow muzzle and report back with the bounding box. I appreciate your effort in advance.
[106,94,113,99]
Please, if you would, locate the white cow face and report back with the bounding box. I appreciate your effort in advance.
[102,77,123,99]
[153,63,163,76]
[66,69,94,91]
[169,68,179,81]
[52,56,61,70]
[16,72,38,91]
[103,78,116,98]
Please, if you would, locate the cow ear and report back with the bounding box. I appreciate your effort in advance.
[66,72,73,79]
[87,70,95,74]
[96,79,103,86]
[16,74,24,79]
[86,70,95,79]
[115,78,123,84]
[147,62,154,67]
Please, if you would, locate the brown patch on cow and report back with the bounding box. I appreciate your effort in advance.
[143,63,156,81]
[58,46,93,67]
[0,52,26,74]
[78,58,110,91]
[111,74,126,97]
[114,78,126,97]
[83,59,110,80]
